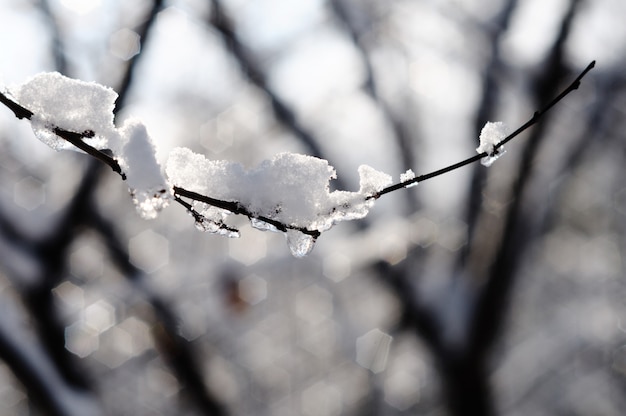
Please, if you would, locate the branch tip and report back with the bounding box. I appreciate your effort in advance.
[370,60,596,196]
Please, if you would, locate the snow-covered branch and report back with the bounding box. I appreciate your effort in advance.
[0,61,595,255]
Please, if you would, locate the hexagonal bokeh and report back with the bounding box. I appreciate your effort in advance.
[410,216,438,248]
[301,381,342,416]
[65,320,99,358]
[93,317,153,369]
[228,225,267,265]
[69,243,104,279]
[84,300,115,333]
[0,364,26,410]
[128,229,169,273]
[199,112,234,155]
[13,176,45,211]
[323,253,352,282]
[52,281,84,316]
[356,328,393,374]
[147,363,180,397]
[109,28,141,60]
[238,330,274,370]
[437,217,468,252]
[384,371,421,410]
[295,284,333,325]
[238,274,267,305]
[94,326,133,369]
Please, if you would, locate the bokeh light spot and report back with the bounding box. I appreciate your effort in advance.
[356,328,393,374]
[60,0,101,15]
[13,176,45,211]
[301,381,342,416]
[84,300,115,333]
[65,320,99,358]
[129,229,169,273]
[238,274,268,305]
[323,252,352,282]
[109,28,141,60]
[384,371,420,410]
[295,285,333,325]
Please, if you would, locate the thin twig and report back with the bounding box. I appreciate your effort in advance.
[370,60,595,199]
[52,127,126,179]
[0,90,33,119]
[173,195,240,235]
[0,91,126,178]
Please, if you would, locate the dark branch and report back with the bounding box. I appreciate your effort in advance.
[0,90,34,119]
[496,60,595,150]
[173,194,240,235]
[36,0,69,74]
[468,0,585,359]
[173,186,321,238]
[52,127,126,179]
[0,91,126,179]
[370,60,596,199]
[461,0,519,266]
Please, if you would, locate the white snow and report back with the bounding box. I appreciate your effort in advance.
[13,72,116,151]
[109,118,170,219]
[166,147,392,256]
[476,121,508,167]
[14,73,169,219]
[400,169,418,188]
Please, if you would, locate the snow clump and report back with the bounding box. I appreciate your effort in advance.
[13,72,169,218]
[476,121,508,167]
[400,169,417,188]
[166,148,392,256]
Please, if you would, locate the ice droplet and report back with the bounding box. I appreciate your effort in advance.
[131,189,169,220]
[285,230,316,257]
[250,218,280,233]
[193,216,239,238]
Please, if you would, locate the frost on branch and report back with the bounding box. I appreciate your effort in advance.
[166,148,392,256]
[12,72,169,218]
[476,121,508,167]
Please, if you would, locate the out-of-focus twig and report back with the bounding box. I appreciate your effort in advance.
[468,0,584,367]
[208,0,328,162]
[114,0,165,114]
[461,0,519,262]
